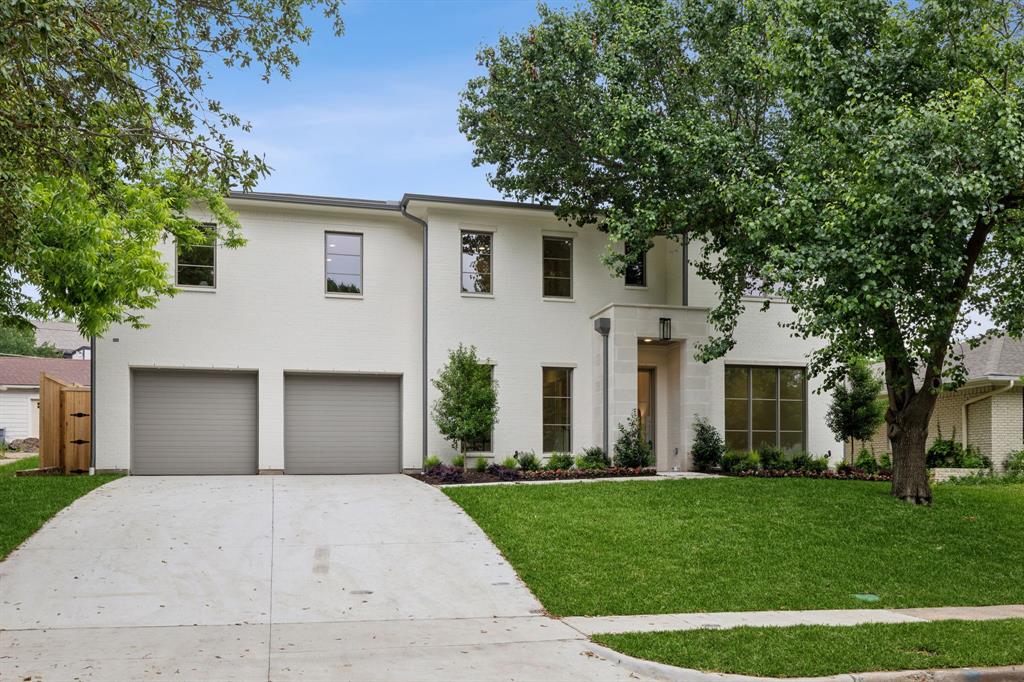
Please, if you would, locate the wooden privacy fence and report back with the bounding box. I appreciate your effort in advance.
[39,372,91,473]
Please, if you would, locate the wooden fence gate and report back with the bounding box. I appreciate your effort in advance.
[39,372,92,473]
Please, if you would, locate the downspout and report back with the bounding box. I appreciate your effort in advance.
[961,378,1016,449]
[594,318,611,456]
[400,200,429,469]
[89,335,96,475]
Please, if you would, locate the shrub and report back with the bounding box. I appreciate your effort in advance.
[545,452,574,470]
[807,455,830,473]
[515,450,541,471]
[613,409,654,468]
[486,463,521,481]
[758,444,789,471]
[691,416,725,471]
[926,433,991,469]
[451,453,465,468]
[722,450,759,473]
[1005,450,1024,475]
[854,448,879,474]
[424,464,463,483]
[577,446,610,469]
[424,454,442,468]
[789,451,814,471]
[879,452,892,470]
[474,457,488,473]
[501,456,518,469]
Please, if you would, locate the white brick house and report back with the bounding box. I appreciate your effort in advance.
[93,192,842,474]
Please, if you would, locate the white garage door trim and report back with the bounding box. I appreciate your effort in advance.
[131,368,259,475]
[284,372,402,474]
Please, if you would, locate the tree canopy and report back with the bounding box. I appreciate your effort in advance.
[1,0,343,334]
[460,0,1024,502]
[431,345,499,457]
[0,323,61,358]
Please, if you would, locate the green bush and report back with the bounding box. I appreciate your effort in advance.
[451,453,465,468]
[879,452,892,470]
[722,450,759,473]
[854,448,879,474]
[516,451,541,471]
[1005,450,1024,475]
[808,455,830,472]
[790,451,828,472]
[545,452,574,470]
[501,456,518,469]
[578,446,610,469]
[691,416,725,471]
[613,409,654,468]
[926,434,991,469]
[424,454,442,468]
[758,444,789,471]
[475,457,488,473]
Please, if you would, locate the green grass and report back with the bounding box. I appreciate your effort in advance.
[593,619,1024,678]
[444,477,1024,616]
[0,456,123,560]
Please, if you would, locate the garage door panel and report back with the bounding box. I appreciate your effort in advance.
[132,370,258,475]
[284,374,400,474]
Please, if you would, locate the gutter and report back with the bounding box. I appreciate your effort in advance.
[399,199,429,468]
[961,378,1016,448]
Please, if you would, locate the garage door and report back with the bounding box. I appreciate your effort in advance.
[284,373,401,474]
[131,369,258,475]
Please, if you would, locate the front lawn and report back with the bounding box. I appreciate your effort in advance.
[593,619,1024,678]
[444,477,1024,616]
[0,456,123,559]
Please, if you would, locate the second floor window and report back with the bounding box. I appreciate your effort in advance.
[325,232,363,295]
[461,230,492,294]
[625,244,647,287]
[176,224,216,288]
[542,236,573,298]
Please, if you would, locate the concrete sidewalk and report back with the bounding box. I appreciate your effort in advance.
[0,475,645,681]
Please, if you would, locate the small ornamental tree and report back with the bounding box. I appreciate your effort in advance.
[827,359,887,461]
[431,345,498,463]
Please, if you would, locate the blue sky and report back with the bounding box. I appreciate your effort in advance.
[213,0,572,201]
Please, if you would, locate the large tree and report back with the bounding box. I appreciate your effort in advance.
[1,0,343,334]
[459,0,1024,503]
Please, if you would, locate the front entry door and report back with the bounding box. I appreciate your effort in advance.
[637,368,655,450]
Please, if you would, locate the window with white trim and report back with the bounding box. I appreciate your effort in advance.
[325,232,363,294]
[176,224,216,288]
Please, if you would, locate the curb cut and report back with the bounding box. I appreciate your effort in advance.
[584,641,1024,682]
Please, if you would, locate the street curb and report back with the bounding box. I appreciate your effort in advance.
[584,641,1024,682]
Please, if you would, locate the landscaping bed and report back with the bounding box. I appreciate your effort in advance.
[593,619,1024,679]
[412,463,657,485]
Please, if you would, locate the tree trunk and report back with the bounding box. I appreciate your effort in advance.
[889,422,932,504]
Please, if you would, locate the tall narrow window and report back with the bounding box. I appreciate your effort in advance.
[461,230,492,294]
[542,367,572,451]
[325,232,362,294]
[542,236,573,298]
[724,365,806,452]
[466,365,495,452]
[625,245,647,287]
[176,224,216,288]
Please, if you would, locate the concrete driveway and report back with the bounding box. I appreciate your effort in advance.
[0,475,644,681]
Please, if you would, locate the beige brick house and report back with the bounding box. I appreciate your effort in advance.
[851,336,1024,471]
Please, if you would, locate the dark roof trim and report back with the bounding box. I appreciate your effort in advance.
[227,191,400,211]
[400,193,554,212]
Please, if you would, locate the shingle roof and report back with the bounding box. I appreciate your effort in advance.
[31,320,88,354]
[956,335,1024,380]
[0,357,91,387]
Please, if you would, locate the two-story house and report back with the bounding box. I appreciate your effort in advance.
[93,192,842,475]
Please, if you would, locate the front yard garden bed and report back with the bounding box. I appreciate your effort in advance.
[445,477,1024,616]
[412,464,657,486]
[593,619,1024,679]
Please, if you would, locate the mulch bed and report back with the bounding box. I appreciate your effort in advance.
[728,467,893,481]
[411,465,658,486]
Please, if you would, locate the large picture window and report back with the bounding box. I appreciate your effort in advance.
[176,224,216,288]
[542,236,573,298]
[542,367,572,452]
[724,365,806,452]
[325,232,362,294]
[461,230,492,294]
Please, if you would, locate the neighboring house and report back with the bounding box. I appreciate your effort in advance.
[32,319,90,359]
[0,357,91,441]
[93,192,842,475]
[852,336,1024,470]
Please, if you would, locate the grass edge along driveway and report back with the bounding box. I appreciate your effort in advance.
[0,456,123,560]
[444,477,1024,616]
[592,619,1024,678]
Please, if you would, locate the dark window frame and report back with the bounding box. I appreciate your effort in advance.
[460,229,494,295]
[724,365,807,452]
[542,236,573,299]
[542,366,572,452]
[175,223,217,289]
[625,245,647,288]
[325,231,364,296]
